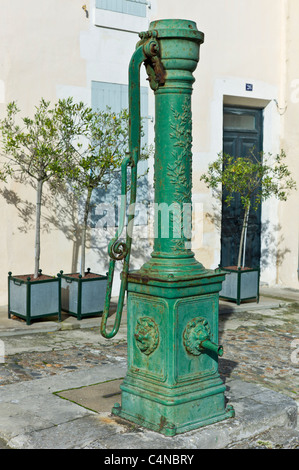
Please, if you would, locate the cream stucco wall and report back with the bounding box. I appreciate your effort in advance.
[152,0,298,288]
[0,0,153,303]
[276,0,299,287]
[0,1,91,304]
[0,0,298,306]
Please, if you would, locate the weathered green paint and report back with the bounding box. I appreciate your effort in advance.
[101,18,234,435]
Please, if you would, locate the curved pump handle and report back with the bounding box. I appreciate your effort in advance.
[100,33,164,339]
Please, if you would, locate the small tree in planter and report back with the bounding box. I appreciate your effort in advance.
[0,98,80,324]
[58,102,151,319]
[200,149,296,304]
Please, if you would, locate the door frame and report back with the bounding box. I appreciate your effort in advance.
[220,105,264,269]
[205,79,281,285]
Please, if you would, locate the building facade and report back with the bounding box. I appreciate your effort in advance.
[0,0,298,304]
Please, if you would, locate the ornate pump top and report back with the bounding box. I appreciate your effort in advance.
[138,19,204,91]
[143,18,204,41]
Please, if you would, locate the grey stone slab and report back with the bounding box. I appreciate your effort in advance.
[57,379,123,413]
[1,381,297,449]
[0,402,54,441]
[225,379,265,399]
[0,364,127,401]
[23,377,299,449]
[0,289,297,450]
[7,415,123,449]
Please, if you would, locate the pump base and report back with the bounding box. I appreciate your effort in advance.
[112,272,234,436]
[112,379,234,436]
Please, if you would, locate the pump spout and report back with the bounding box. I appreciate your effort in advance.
[200,339,223,357]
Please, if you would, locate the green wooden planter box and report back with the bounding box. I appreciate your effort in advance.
[219,266,260,305]
[8,270,61,325]
[60,269,108,320]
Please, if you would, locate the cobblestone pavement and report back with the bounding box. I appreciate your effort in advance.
[0,338,127,385]
[0,301,298,449]
[218,302,299,448]
[219,304,299,402]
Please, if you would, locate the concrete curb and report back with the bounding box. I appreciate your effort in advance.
[0,293,292,338]
[0,313,104,338]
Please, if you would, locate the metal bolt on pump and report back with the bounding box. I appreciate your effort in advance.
[100,19,235,436]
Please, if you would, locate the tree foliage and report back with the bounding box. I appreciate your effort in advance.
[0,98,76,277]
[200,149,296,268]
[0,99,72,185]
[0,97,151,278]
[55,99,151,276]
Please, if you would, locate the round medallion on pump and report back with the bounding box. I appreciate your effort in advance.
[134,316,159,355]
[183,317,212,356]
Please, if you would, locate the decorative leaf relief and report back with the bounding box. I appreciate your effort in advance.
[167,97,193,250]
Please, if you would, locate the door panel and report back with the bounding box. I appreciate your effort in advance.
[221,107,263,268]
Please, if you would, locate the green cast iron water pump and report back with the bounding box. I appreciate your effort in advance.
[100,18,235,436]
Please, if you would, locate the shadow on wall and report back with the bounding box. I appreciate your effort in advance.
[0,184,82,273]
[259,220,291,273]
[0,173,152,275]
[87,171,152,272]
[2,180,289,278]
[0,187,36,234]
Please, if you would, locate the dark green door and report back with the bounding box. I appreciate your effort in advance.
[221,106,263,268]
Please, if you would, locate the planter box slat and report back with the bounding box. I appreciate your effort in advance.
[9,280,27,315]
[61,271,108,320]
[219,267,260,305]
[30,282,60,316]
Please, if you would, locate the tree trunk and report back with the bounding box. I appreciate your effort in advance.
[237,202,250,270]
[34,179,44,278]
[80,186,93,276]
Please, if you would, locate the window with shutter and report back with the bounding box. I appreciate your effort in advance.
[95,0,148,18]
[90,81,149,228]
